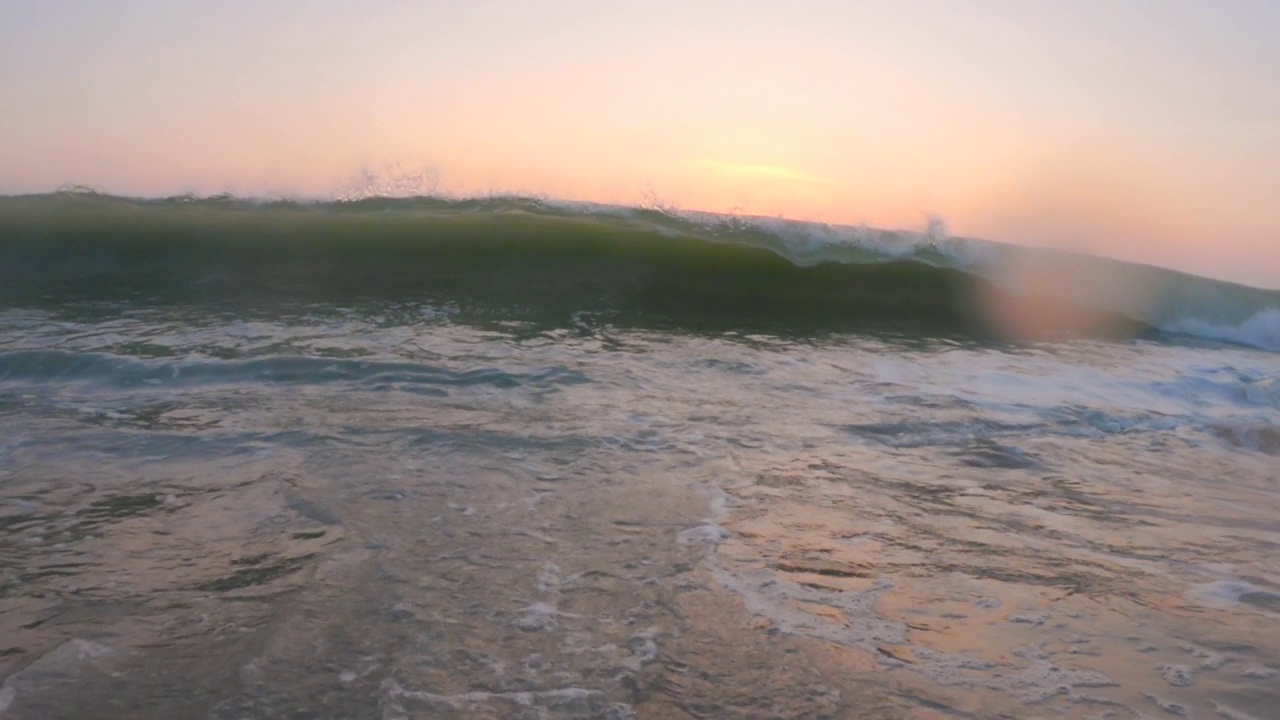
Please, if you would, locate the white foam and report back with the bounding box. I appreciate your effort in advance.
[912,647,997,686]
[513,602,559,632]
[536,562,562,593]
[1143,693,1192,717]
[676,523,729,546]
[710,563,908,653]
[1188,580,1264,607]
[1161,308,1280,352]
[996,661,1117,704]
[61,639,113,661]
[1157,664,1195,687]
[380,680,633,718]
[1008,612,1051,626]
[1209,700,1265,720]
[1178,642,1227,670]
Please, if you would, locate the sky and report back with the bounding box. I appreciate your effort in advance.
[1,0,1278,288]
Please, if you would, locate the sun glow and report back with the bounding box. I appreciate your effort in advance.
[687,160,842,188]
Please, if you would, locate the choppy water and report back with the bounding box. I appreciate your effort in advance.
[1,299,1277,720]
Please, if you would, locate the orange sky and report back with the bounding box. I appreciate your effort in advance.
[1,2,1277,287]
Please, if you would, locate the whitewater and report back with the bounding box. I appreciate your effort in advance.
[0,191,1277,719]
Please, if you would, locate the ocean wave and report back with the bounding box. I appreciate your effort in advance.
[0,191,1276,350]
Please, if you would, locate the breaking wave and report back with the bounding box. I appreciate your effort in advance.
[0,191,1276,349]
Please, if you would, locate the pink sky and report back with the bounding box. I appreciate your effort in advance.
[1,1,1277,287]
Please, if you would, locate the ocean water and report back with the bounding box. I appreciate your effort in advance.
[0,193,1278,720]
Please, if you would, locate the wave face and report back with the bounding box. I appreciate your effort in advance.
[1,191,1277,349]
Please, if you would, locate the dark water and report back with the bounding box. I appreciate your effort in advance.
[1,194,1279,719]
